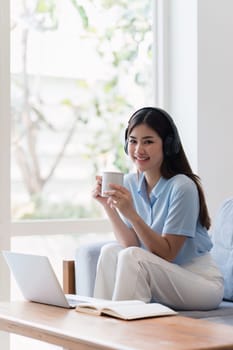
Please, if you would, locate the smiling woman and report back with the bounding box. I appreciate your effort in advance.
[91,106,223,311]
[1,0,233,347]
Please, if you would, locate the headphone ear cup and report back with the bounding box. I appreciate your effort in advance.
[124,140,128,154]
[124,128,128,154]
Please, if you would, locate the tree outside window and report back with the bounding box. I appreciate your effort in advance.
[11,0,153,220]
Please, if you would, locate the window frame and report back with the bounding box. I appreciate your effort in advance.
[0,4,11,350]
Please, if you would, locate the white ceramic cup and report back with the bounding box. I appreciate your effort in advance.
[101,171,124,197]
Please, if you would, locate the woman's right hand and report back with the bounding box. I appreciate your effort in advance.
[92,175,109,206]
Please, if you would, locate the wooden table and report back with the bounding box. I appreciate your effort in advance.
[0,301,233,350]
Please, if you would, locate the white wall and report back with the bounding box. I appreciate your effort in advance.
[168,0,198,170]
[165,0,233,220]
[198,0,233,219]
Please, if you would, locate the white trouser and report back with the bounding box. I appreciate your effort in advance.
[93,243,224,310]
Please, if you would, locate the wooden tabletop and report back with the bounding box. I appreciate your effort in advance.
[0,301,233,350]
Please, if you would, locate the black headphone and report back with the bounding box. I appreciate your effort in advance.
[124,107,181,157]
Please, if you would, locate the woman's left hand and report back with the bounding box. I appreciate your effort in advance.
[104,184,136,220]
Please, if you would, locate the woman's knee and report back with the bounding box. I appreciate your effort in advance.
[99,242,123,259]
[118,246,164,267]
[118,246,143,263]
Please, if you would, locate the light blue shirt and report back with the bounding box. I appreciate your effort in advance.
[123,173,212,265]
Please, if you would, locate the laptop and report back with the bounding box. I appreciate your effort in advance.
[2,250,93,309]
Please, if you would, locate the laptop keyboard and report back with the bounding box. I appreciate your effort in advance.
[67,297,88,307]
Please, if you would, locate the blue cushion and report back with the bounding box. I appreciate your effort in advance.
[211,198,233,301]
[74,240,112,297]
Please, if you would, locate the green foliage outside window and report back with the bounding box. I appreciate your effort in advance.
[11,0,152,219]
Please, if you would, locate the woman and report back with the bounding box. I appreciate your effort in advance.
[92,107,223,310]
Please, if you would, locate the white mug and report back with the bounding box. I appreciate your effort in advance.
[101,171,124,197]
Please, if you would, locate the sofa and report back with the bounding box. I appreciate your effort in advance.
[181,198,233,326]
[64,198,233,326]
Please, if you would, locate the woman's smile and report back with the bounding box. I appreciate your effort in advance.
[134,154,150,162]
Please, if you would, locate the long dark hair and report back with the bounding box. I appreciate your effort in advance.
[125,107,211,229]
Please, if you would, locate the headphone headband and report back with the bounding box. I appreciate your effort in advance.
[124,107,181,157]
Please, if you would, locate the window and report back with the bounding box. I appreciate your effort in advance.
[11,0,153,221]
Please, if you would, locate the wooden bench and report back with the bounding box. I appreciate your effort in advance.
[63,260,76,294]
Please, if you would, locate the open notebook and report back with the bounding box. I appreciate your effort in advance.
[76,299,177,320]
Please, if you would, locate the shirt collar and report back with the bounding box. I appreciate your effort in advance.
[137,173,168,202]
